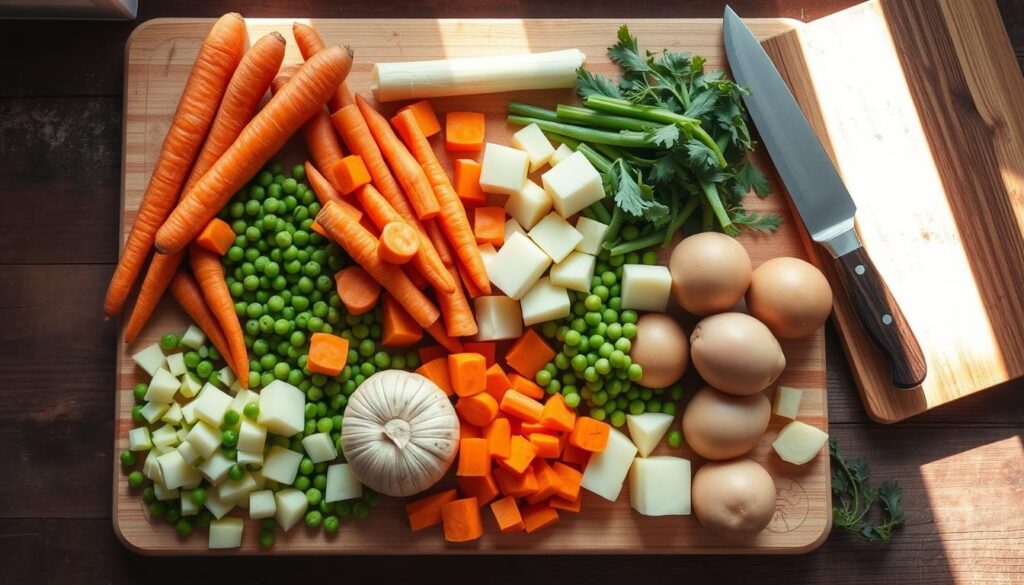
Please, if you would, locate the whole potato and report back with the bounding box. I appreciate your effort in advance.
[692,458,777,538]
[630,313,689,388]
[747,257,833,339]
[670,232,752,316]
[683,387,770,460]
[690,312,786,396]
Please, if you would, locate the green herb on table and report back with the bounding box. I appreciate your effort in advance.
[830,438,906,542]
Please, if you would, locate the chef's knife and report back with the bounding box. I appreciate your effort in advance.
[723,7,927,389]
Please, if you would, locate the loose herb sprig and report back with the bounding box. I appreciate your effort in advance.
[831,438,905,543]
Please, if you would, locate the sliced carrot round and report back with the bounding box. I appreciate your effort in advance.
[378,222,419,264]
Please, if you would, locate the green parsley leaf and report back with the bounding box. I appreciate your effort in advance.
[610,159,669,223]
[576,67,622,100]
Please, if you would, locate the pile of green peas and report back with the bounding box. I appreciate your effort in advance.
[535,245,682,428]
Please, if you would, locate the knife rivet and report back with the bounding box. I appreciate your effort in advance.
[855,264,866,275]
[882,314,893,325]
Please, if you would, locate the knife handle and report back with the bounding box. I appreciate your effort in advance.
[835,247,927,389]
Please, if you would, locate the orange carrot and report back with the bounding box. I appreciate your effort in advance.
[528,433,561,459]
[568,417,611,453]
[406,489,458,532]
[291,22,354,111]
[156,45,354,254]
[463,341,496,367]
[457,261,484,300]
[490,496,525,533]
[483,417,512,459]
[436,265,478,337]
[458,474,500,508]
[551,461,583,502]
[560,443,591,468]
[418,345,448,365]
[473,207,505,246]
[331,155,371,195]
[396,100,441,138]
[445,111,486,152]
[508,373,545,400]
[392,108,491,294]
[269,65,346,189]
[521,501,559,533]
[496,435,538,475]
[317,201,440,328]
[424,219,455,267]
[519,422,557,436]
[453,159,487,207]
[104,14,247,317]
[355,95,440,220]
[484,363,513,402]
[441,497,483,542]
[448,353,487,397]
[303,161,363,220]
[381,293,422,348]
[354,184,454,293]
[334,265,380,316]
[415,357,453,396]
[307,332,349,376]
[378,222,419,265]
[425,321,465,354]
[194,218,236,255]
[540,393,576,433]
[167,270,235,374]
[188,244,249,387]
[493,465,538,498]
[456,438,490,477]
[120,251,187,344]
[505,329,556,379]
[499,390,544,423]
[549,493,582,513]
[460,420,481,440]
[455,392,499,427]
[526,458,562,504]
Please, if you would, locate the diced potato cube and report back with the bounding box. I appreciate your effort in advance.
[175,427,189,443]
[504,217,525,241]
[161,403,183,426]
[179,372,203,399]
[180,324,206,350]
[274,488,309,532]
[180,490,199,516]
[166,352,186,377]
[528,212,583,263]
[218,366,236,388]
[773,386,803,420]
[230,388,259,414]
[478,243,497,267]
[176,441,201,465]
[151,424,180,449]
[479,142,529,195]
[505,179,552,230]
[142,450,162,483]
[302,432,338,464]
[180,398,198,424]
[486,232,552,300]
[520,277,571,327]
[157,450,201,490]
[185,421,222,459]
[204,489,235,519]
[511,123,555,172]
[629,456,691,516]
[625,412,675,458]
[249,489,276,519]
[218,471,258,503]
[237,419,267,454]
[139,401,170,425]
[549,251,596,293]
[549,143,574,166]
[199,450,234,485]
[192,383,233,427]
[128,426,152,452]
[772,421,828,465]
[575,216,610,255]
[132,342,166,377]
[621,264,672,312]
[208,517,244,549]
[236,450,263,466]
[144,368,181,403]
[474,296,523,341]
[325,463,363,503]
[262,445,303,485]
[541,151,605,218]
[581,428,637,501]
[257,380,305,437]
[153,481,178,502]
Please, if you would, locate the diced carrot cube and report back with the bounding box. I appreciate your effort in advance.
[490,495,525,533]
[396,100,441,138]
[415,357,453,396]
[540,393,576,433]
[483,417,511,460]
[505,329,556,378]
[454,159,487,207]
[457,438,491,477]
[493,465,538,498]
[569,416,611,453]
[499,390,544,423]
[460,420,481,439]
[519,422,557,435]
[441,497,483,542]
[418,345,447,365]
[306,333,349,376]
[458,473,500,507]
[528,433,561,459]
[381,293,423,348]
[463,342,496,367]
[406,489,458,531]
[330,155,372,195]
[521,501,560,533]
[473,207,506,246]
[484,364,513,402]
[526,458,561,504]
[456,391,499,427]
[508,373,545,400]
[549,493,582,513]
[560,443,591,467]
[195,218,236,255]
[448,353,487,397]
[551,461,582,501]
[495,435,537,474]
[445,111,485,152]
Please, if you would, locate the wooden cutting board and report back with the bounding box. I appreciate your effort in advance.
[115,18,829,554]
[761,0,1024,423]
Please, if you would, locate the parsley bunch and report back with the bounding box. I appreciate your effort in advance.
[831,438,906,543]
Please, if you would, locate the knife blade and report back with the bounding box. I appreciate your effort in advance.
[723,6,927,388]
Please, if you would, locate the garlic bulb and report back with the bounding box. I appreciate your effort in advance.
[341,370,460,497]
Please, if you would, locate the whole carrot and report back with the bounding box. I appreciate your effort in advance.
[436,265,479,337]
[292,22,355,111]
[167,270,236,379]
[271,68,346,190]
[156,45,354,254]
[123,32,286,342]
[104,13,247,316]
[424,219,455,267]
[189,245,249,387]
[304,161,364,220]
[392,109,491,294]
[316,201,440,328]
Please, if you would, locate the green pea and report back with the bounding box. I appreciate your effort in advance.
[584,294,602,311]
[666,430,683,448]
[353,502,370,519]
[614,337,632,353]
[258,530,275,549]
[360,362,376,377]
[274,362,291,380]
[646,399,662,413]
[243,402,260,420]
[223,410,240,426]
[571,354,588,371]
[126,470,144,489]
[639,388,652,401]
[160,333,179,350]
[222,430,239,448]
[149,501,168,518]
[323,515,340,533]
[564,330,581,347]
[622,225,639,241]
[590,407,607,421]
[373,352,391,369]
[227,464,244,481]
[610,410,627,427]
[629,399,645,415]
[601,271,617,286]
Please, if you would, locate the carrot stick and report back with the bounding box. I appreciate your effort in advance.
[167,270,235,380]
[188,244,249,387]
[354,95,440,220]
[354,184,454,293]
[104,13,247,316]
[392,108,491,294]
[304,161,364,220]
[123,32,285,341]
[292,22,355,111]
[437,266,478,337]
[155,45,354,254]
[424,219,455,267]
[271,66,347,190]
[317,201,440,328]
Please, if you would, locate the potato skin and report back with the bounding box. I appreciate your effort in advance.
[692,458,777,537]
[631,313,689,388]
[670,232,751,316]
[747,257,833,339]
[690,312,786,396]
[682,387,770,460]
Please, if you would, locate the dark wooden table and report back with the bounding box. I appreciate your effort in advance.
[1,1,1022,583]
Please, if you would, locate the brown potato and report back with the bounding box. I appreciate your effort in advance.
[631,313,689,388]
[692,458,777,538]
[670,232,751,316]
[690,312,786,396]
[682,387,770,460]
[747,257,833,339]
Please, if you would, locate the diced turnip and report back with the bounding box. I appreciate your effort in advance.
[504,217,525,241]
[128,426,152,452]
[257,380,305,437]
[180,324,206,350]
[151,424,180,449]
[302,432,338,464]
[773,386,803,420]
[629,456,691,516]
[199,450,234,485]
[218,472,258,503]
[157,450,201,490]
[237,419,267,454]
[274,488,309,532]
[161,403,183,426]
[325,463,363,503]
[139,401,170,425]
[520,277,571,326]
[144,368,181,403]
[218,366,236,388]
[772,421,828,465]
[142,450,162,482]
[575,216,610,255]
[625,412,675,458]
[176,441,201,465]
[262,445,303,485]
[549,251,596,293]
[511,123,556,172]
[528,212,583,263]
[203,489,235,519]
[236,450,263,466]
[505,179,552,230]
[621,264,672,312]
[581,428,638,501]
[208,517,243,549]
[486,231,552,300]
[179,372,202,399]
[132,342,166,377]
[549,143,574,166]
[474,296,523,341]
[541,151,605,218]
[249,489,276,519]
[185,420,222,458]
[180,490,199,516]
[166,352,187,377]
[480,142,529,195]
[192,383,233,427]
[478,243,498,267]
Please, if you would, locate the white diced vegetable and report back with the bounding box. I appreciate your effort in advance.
[204,489,235,519]
[581,428,638,501]
[528,212,583,263]
[218,366,236,388]
[180,398,198,424]
[231,388,259,414]
[302,432,338,464]
[621,264,672,312]
[179,372,202,399]
[181,490,199,516]
[773,386,803,420]
[486,232,552,300]
[153,480,179,502]
[575,216,610,255]
[505,179,552,230]
[185,421,222,459]
[218,472,258,503]
[161,403,183,426]
[520,277,571,327]
[479,142,529,195]
[625,412,675,458]
[772,421,828,465]
[249,490,276,519]
[166,352,186,377]
[175,427,189,444]
[139,401,170,425]
[549,251,596,293]
[478,243,498,267]
[144,368,181,404]
[325,463,363,503]
[208,517,244,549]
[257,380,305,437]
[629,456,691,516]
[176,441,201,465]
[262,445,303,485]
[192,383,233,427]
[236,450,263,466]
[199,450,234,485]
[132,342,166,377]
[274,488,309,532]
[504,217,525,241]
[182,470,202,490]
[151,424,180,449]
[549,143,574,166]
[157,450,201,490]
[237,419,267,454]
[541,151,605,218]
[474,296,523,341]
[511,123,556,172]
[142,451,162,483]
[180,324,206,350]
[128,426,152,451]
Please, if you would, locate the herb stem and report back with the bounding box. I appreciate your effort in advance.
[555,104,657,132]
[575,143,614,174]
[507,102,561,123]
[587,200,613,224]
[661,197,699,246]
[603,206,626,247]
[608,231,665,256]
[701,180,737,236]
[507,115,654,149]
